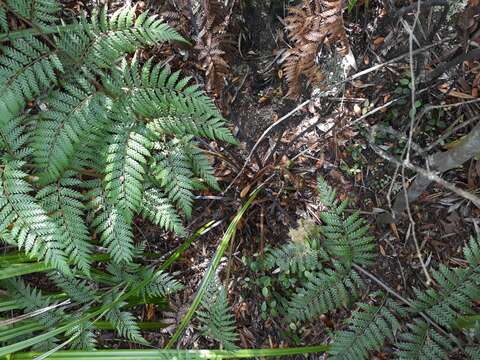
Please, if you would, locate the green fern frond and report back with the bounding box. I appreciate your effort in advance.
[105,300,147,344]
[104,122,151,221]
[0,36,63,102]
[317,176,340,209]
[75,7,184,78]
[317,177,375,266]
[466,346,480,360]
[410,237,480,328]
[2,0,61,30]
[32,84,107,182]
[286,261,363,322]
[94,206,134,265]
[151,139,195,218]
[49,271,97,304]
[0,8,8,33]
[0,160,70,273]
[87,181,134,264]
[125,62,234,145]
[185,142,220,191]
[140,187,186,235]
[197,277,239,350]
[0,114,31,160]
[329,298,404,360]
[396,319,454,360]
[65,321,97,350]
[37,171,92,273]
[464,321,480,359]
[264,239,321,274]
[1,278,63,328]
[143,270,184,298]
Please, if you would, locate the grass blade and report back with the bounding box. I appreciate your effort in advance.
[166,187,261,348]
[7,345,329,359]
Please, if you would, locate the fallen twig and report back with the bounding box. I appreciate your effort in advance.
[369,142,480,217]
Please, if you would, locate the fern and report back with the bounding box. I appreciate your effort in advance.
[0,160,70,273]
[197,277,239,350]
[317,177,375,266]
[104,121,152,221]
[32,84,106,182]
[410,236,480,328]
[264,237,322,274]
[256,179,480,359]
[151,138,195,218]
[396,319,454,360]
[93,201,135,265]
[2,278,64,329]
[0,35,63,103]
[329,298,405,360]
[105,299,147,344]
[0,114,31,160]
[37,171,92,274]
[140,187,186,236]
[1,0,61,29]
[65,322,97,351]
[287,261,363,321]
[282,0,352,98]
[184,140,220,191]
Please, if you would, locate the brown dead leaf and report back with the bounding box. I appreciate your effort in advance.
[240,183,253,198]
[438,87,476,99]
[330,168,347,184]
[373,36,385,47]
[389,223,400,240]
[146,304,155,321]
[363,54,370,65]
[315,152,325,169]
[379,244,386,256]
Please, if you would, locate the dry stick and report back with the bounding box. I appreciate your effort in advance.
[401,165,432,286]
[370,143,480,208]
[223,39,449,194]
[0,299,71,326]
[290,99,398,162]
[223,100,310,194]
[385,117,480,221]
[422,115,480,154]
[403,0,433,286]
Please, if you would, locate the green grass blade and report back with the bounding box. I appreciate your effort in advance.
[7,345,329,359]
[166,187,261,348]
[0,322,43,343]
[0,263,49,280]
[161,220,221,270]
[455,314,480,329]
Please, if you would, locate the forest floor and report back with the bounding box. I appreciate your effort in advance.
[67,0,480,357]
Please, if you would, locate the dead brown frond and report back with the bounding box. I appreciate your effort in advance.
[282,0,352,99]
[194,0,236,96]
[195,31,229,95]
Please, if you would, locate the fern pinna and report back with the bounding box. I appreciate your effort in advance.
[255,177,480,359]
[0,0,233,350]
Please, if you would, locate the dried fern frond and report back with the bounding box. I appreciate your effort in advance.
[195,32,229,95]
[193,0,236,96]
[282,0,354,98]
